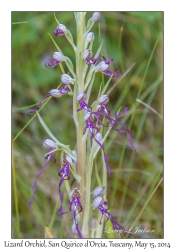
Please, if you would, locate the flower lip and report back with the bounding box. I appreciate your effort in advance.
[98,95,109,104]
[92,12,100,22]
[92,186,106,197]
[43,139,57,150]
[76,91,87,102]
[92,196,104,209]
[53,52,65,62]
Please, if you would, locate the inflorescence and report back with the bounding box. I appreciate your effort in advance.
[27,12,135,238]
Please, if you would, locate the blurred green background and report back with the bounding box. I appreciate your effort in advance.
[12,12,163,238]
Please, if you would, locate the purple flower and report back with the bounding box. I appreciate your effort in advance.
[86,56,101,65]
[103,68,122,78]
[25,77,71,115]
[92,106,135,151]
[45,58,60,69]
[54,24,67,36]
[25,93,51,115]
[83,112,111,174]
[95,56,122,78]
[59,84,71,95]
[96,95,110,116]
[102,56,114,65]
[28,140,57,209]
[62,188,83,238]
[76,91,92,112]
[58,154,72,217]
[92,191,134,238]
[45,52,65,69]
[97,201,134,237]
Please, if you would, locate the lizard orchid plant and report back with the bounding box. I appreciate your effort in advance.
[27,12,135,238]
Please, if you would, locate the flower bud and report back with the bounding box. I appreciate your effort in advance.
[98,95,109,104]
[83,49,93,59]
[61,74,74,85]
[95,132,103,142]
[76,91,87,102]
[49,89,66,97]
[96,104,101,112]
[72,222,77,234]
[92,12,100,22]
[86,32,94,42]
[92,186,106,197]
[54,24,67,36]
[62,153,73,166]
[43,139,57,150]
[90,217,98,230]
[65,155,73,165]
[72,150,77,157]
[95,61,109,72]
[84,112,94,122]
[53,52,65,62]
[92,196,104,209]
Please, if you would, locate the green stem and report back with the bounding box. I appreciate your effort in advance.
[75,12,86,231]
[82,150,93,237]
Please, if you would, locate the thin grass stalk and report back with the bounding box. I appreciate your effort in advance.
[12,143,21,238]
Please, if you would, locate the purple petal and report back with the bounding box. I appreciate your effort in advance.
[58,175,65,217]
[25,93,51,115]
[75,222,82,238]
[59,85,70,94]
[77,101,92,112]
[86,55,101,65]
[54,28,65,36]
[103,68,121,78]
[115,107,128,118]
[102,56,114,65]
[73,205,82,238]
[58,164,71,217]
[25,109,37,115]
[111,219,134,237]
[45,58,60,69]
[127,129,136,151]
[28,155,51,209]
[88,122,111,174]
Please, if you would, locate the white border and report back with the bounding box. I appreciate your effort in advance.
[1,0,175,249]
